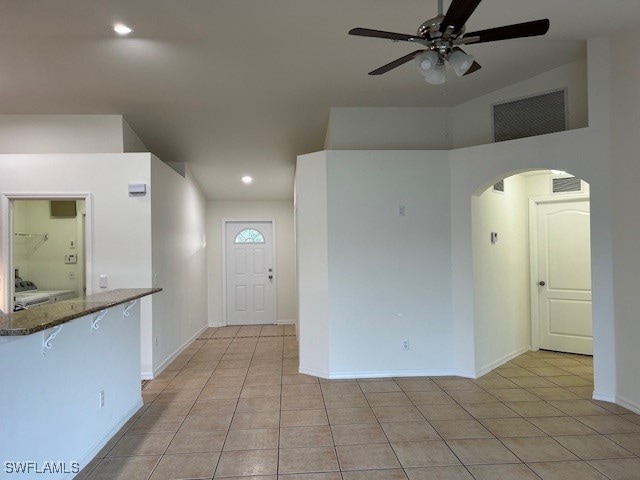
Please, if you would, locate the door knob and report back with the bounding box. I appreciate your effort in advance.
[268,275,273,280]
[538,281,546,286]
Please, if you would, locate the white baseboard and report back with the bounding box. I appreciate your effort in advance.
[277,319,296,325]
[592,391,616,403]
[207,320,295,327]
[69,398,143,479]
[299,366,331,379]
[475,345,531,378]
[615,394,640,414]
[299,365,476,380]
[141,324,209,380]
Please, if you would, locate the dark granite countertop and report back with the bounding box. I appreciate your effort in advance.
[0,288,162,336]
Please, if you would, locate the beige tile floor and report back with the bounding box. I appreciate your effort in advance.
[80,325,640,479]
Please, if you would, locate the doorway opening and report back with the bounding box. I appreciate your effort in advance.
[1,193,93,314]
[472,170,592,375]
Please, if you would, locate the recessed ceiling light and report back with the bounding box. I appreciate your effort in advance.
[113,23,133,35]
[241,176,253,184]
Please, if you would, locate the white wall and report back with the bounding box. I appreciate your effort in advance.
[299,126,616,389]
[122,118,149,153]
[327,150,453,377]
[296,150,455,378]
[472,174,531,374]
[325,107,452,150]
[13,200,82,292]
[0,115,139,153]
[295,152,330,376]
[610,29,640,411]
[150,160,208,376]
[451,59,588,149]
[206,200,296,326]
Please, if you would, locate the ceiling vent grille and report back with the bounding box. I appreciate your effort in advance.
[493,89,567,143]
[493,180,505,193]
[552,177,582,193]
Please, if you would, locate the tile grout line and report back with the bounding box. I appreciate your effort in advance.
[357,377,413,477]
[212,327,261,478]
[319,372,344,479]
[204,329,245,479]
[150,329,234,480]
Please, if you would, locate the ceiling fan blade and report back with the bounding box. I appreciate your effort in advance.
[368,50,425,75]
[464,61,482,75]
[440,0,483,34]
[349,27,418,42]
[463,19,550,44]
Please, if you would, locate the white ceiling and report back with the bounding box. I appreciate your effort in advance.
[2,0,640,200]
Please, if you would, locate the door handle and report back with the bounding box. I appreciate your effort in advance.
[538,281,546,286]
[268,275,273,280]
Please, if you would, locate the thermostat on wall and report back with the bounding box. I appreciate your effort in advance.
[128,183,147,195]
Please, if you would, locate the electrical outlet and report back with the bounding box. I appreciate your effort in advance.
[402,340,410,351]
[99,390,105,409]
[69,271,76,280]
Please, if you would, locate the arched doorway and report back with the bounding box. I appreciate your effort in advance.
[471,169,592,376]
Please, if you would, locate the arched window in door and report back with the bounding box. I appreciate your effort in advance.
[234,228,265,244]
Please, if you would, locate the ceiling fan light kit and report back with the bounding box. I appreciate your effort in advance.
[349,0,550,84]
[415,50,446,84]
[448,49,475,76]
[414,48,474,84]
[415,50,439,73]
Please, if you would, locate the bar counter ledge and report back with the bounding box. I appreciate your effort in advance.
[0,288,161,336]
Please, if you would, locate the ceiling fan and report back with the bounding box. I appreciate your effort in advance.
[349,0,550,84]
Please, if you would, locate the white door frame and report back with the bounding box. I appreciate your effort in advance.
[221,218,277,326]
[528,193,590,351]
[0,192,94,314]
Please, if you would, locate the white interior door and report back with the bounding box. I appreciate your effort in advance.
[226,221,275,325]
[536,199,592,354]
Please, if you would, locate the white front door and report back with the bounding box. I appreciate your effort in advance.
[225,221,275,325]
[536,198,592,354]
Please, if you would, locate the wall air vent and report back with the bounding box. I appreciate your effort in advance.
[493,89,567,143]
[492,180,505,193]
[552,176,582,194]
